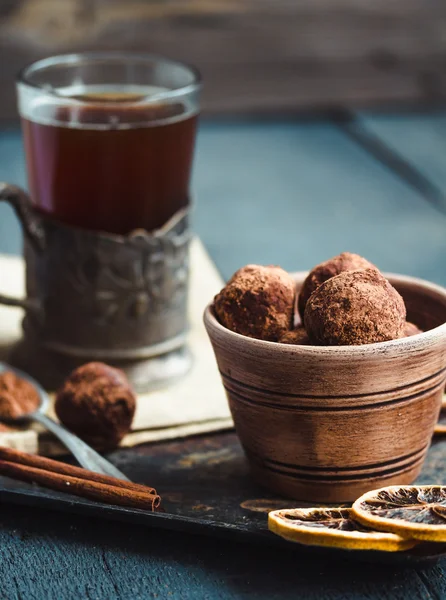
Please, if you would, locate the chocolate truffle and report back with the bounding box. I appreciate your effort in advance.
[401,321,423,338]
[279,327,310,345]
[55,362,136,450]
[0,371,40,420]
[304,269,406,346]
[214,265,296,341]
[298,252,377,322]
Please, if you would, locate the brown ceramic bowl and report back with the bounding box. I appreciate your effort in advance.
[204,272,446,503]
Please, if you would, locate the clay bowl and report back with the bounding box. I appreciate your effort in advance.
[204,272,446,503]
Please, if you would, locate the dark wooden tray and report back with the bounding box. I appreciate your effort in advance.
[0,431,445,566]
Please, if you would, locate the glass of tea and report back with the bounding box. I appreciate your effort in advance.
[0,53,202,390]
[17,52,201,234]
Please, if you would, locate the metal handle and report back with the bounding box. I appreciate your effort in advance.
[30,411,130,481]
[0,182,45,309]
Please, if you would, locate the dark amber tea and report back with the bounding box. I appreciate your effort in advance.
[22,87,198,235]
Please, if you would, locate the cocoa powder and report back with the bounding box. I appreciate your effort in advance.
[279,327,310,345]
[0,371,40,419]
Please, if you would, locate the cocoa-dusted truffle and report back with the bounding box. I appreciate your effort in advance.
[298,252,376,322]
[304,269,406,346]
[55,362,136,450]
[214,265,296,341]
[401,321,423,338]
[0,371,40,420]
[279,327,310,345]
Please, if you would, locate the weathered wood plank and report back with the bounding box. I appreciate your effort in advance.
[358,112,446,200]
[0,481,443,599]
[192,119,446,284]
[0,0,445,119]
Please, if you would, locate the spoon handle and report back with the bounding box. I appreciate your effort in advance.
[30,412,130,481]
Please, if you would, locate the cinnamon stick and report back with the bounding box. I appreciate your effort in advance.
[0,447,161,511]
[0,446,158,500]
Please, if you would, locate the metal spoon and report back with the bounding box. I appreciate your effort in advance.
[0,362,129,481]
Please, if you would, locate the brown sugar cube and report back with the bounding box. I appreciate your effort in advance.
[214,265,296,341]
[304,269,406,346]
[401,321,423,338]
[55,362,136,450]
[298,252,377,323]
[279,327,310,345]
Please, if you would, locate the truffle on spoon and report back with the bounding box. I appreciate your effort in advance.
[0,371,40,420]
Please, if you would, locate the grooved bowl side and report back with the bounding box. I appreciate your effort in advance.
[204,273,446,502]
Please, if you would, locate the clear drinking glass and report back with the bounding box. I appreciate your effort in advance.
[17,52,201,235]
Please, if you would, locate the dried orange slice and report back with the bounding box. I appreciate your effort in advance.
[268,507,415,551]
[352,486,446,542]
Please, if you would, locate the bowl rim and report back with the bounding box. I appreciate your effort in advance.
[204,271,446,356]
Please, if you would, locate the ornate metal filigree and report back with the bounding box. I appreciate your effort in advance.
[0,183,191,360]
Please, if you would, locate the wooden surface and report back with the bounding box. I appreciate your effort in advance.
[1,1,446,120]
[3,505,446,600]
[2,432,446,566]
[1,114,446,597]
[358,112,446,207]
